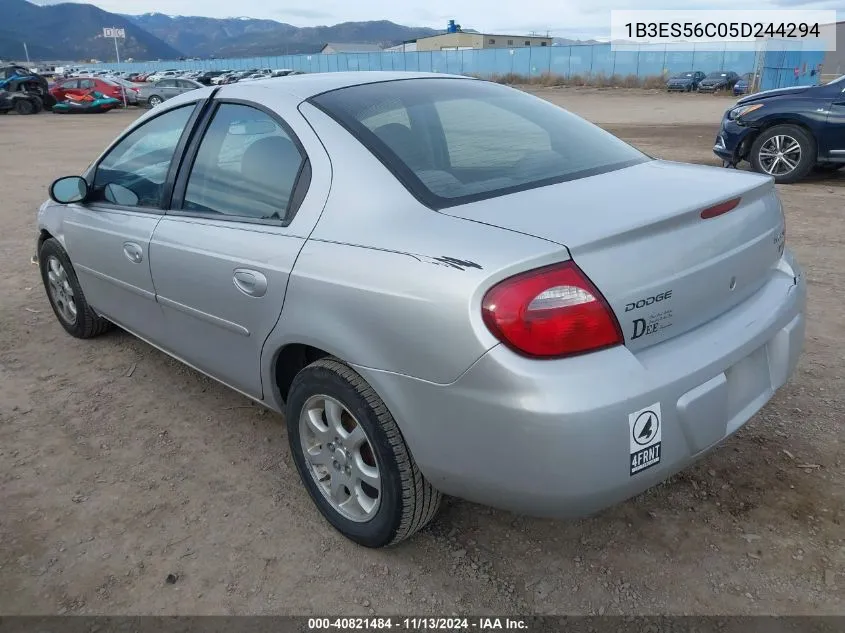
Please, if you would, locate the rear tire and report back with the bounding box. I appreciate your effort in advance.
[749,124,816,184]
[286,358,442,547]
[29,95,43,113]
[13,98,35,115]
[38,238,113,339]
[147,95,163,108]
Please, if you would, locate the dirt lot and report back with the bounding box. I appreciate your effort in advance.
[1,88,844,616]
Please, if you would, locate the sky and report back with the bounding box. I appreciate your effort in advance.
[37,0,845,40]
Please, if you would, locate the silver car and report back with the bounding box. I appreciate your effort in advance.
[36,72,806,548]
[137,78,203,107]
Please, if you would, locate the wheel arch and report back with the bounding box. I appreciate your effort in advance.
[739,117,818,161]
[268,341,334,411]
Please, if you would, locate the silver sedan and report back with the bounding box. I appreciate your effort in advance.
[137,78,203,107]
[36,72,806,547]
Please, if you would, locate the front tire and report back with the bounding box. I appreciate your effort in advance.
[38,238,113,339]
[286,358,442,548]
[749,124,816,184]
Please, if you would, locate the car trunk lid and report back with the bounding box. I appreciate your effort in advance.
[443,160,786,352]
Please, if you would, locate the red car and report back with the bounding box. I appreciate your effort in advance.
[49,77,132,104]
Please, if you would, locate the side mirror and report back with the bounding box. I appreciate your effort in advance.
[49,176,89,204]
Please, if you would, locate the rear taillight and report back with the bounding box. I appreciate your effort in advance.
[481,261,623,359]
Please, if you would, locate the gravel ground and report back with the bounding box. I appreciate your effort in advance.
[1,88,843,616]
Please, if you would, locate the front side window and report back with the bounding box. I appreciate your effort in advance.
[311,78,647,209]
[93,104,195,208]
[182,103,306,221]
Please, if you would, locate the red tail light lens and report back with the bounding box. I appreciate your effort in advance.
[700,197,741,219]
[481,261,623,358]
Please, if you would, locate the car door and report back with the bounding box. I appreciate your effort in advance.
[53,79,78,100]
[155,79,177,100]
[824,83,845,160]
[62,101,204,339]
[78,78,96,94]
[148,97,329,399]
[176,79,198,95]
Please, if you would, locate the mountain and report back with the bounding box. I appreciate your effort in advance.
[126,14,440,57]
[0,0,182,61]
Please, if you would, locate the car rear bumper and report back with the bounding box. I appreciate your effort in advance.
[355,250,806,517]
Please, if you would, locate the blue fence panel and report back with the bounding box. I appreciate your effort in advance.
[511,48,531,76]
[612,50,639,77]
[365,53,380,71]
[568,46,592,75]
[473,48,497,76]
[549,47,571,77]
[443,50,462,75]
[590,44,613,75]
[493,48,514,75]
[528,47,550,76]
[459,50,476,76]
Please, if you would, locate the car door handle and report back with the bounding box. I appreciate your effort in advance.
[233,269,268,297]
[123,242,143,264]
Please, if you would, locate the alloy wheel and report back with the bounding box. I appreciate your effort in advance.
[46,255,77,325]
[298,394,381,522]
[758,135,802,177]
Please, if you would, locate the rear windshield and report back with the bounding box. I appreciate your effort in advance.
[310,78,648,209]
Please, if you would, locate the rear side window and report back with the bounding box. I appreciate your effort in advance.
[182,103,306,221]
[311,78,647,209]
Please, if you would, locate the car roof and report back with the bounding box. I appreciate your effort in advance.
[217,71,471,100]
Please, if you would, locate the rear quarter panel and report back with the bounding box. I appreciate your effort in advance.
[263,102,567,387]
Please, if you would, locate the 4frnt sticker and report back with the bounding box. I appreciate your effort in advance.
[629,403,662,475]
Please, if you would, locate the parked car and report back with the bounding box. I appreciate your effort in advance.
[137,78,203,107]
[210,71,233,85]
[239,71,273,82]
[697,71,740,93]
[271,69,295,78]
[733,72,756,96]
[108,78,142,105]
[666,70,705,92]
[50,77,130,106]
[197,70,226,85]
[147,70,180,83]
[714,73,845,183]
[36,72,806,547]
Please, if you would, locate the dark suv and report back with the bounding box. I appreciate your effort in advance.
[697,71,740,93]
[666,70,705,92]
[714,75,845,183]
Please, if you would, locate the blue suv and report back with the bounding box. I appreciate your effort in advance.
[714,75,845,183]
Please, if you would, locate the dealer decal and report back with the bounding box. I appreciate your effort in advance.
[629,403,662,476]
[625,289,674,341]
